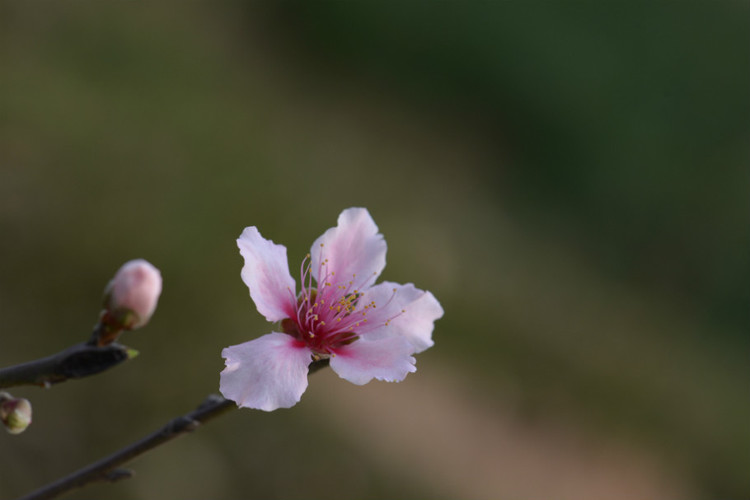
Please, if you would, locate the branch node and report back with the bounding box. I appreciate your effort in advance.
[197,394,225,411]
[103,468,134,483]
[169,416,200,434]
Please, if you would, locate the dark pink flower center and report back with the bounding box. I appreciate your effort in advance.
[281,248,401,358]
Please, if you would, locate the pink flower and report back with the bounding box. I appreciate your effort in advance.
[220,208,443,411]
[104,259,162,330]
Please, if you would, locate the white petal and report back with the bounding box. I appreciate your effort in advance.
[237,227,297,323]
[330,337,416,386]
[357,282,443,353]
[310,208,387,290]
[220,333,312,411]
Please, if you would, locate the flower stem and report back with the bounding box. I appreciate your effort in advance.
[0,342,134,389]
[14,359,330,500]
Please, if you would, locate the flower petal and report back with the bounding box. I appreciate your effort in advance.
[220,333,312,411]
[356,282,443,353]
[311,208,387,291]
[106,259,162,329]
[330,336,416,385]
[237,227,296,322]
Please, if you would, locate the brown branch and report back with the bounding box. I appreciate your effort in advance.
[0,343,137,390]
[15,359,330,500]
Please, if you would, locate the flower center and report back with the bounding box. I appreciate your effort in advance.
[281,247,401,359]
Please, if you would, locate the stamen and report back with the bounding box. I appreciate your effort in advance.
[383,308,407,327]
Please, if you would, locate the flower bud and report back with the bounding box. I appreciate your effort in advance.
[103,259,162,331]
[0,393,32,435]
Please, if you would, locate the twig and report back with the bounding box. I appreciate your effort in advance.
[0,343,136,390]
[15,359,330,500]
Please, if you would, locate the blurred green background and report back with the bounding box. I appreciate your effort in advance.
[1,2,748,499]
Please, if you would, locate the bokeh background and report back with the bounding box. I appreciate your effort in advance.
[1,2,748,499]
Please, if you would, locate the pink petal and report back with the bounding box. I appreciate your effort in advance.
[106,259,162,329]
[311,208,387,291]
[220,333,313,411]
[237,227,297,323]
[356,282,443,353]
[329,336,416,385]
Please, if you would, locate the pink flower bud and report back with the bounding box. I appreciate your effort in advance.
[104,259,162,330]
[0,393,32,435]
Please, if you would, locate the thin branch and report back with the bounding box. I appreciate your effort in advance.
[0,343,136,390]
[15,359,330,500]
